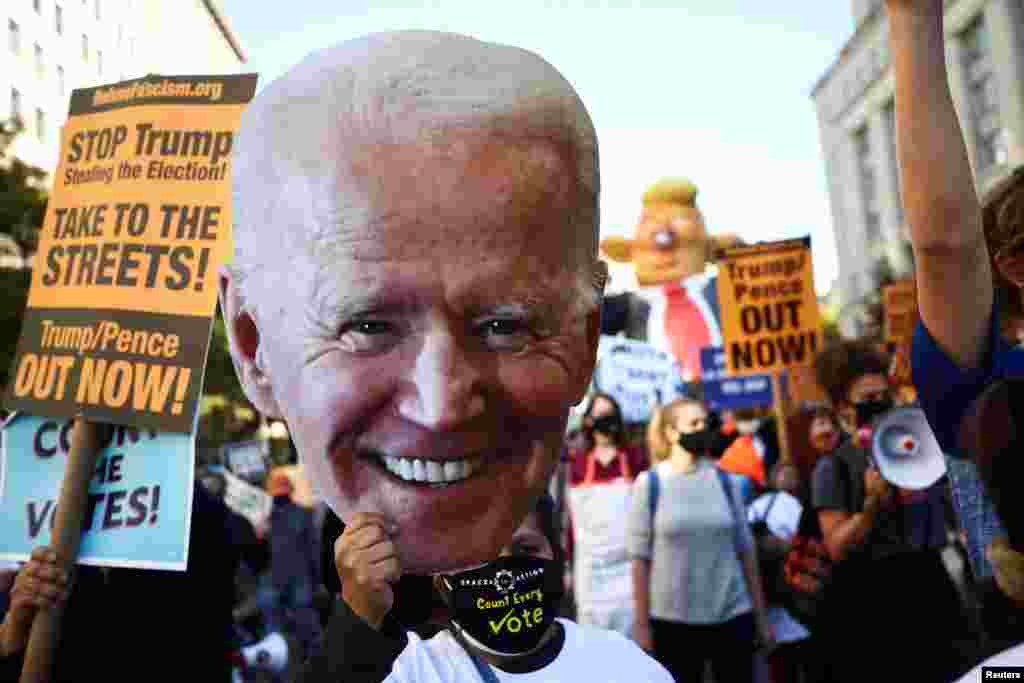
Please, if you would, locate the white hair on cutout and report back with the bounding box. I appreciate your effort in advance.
[229,30,602,314]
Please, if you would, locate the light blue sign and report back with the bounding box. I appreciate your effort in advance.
[593,336,687,423]
[0,413,195,571]
[700,346,774,411]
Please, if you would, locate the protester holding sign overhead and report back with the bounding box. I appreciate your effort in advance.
[0,71,257,682]
[0,480,268,682]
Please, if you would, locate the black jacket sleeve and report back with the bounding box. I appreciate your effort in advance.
[298,597,409,683]
[0,646,25,683]
[227,507,270,575]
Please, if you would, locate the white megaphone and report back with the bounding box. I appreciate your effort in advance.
[241,631,289,673]
[870,407,947,490]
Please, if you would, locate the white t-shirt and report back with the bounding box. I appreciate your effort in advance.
[747,491,803,542]
[385,619,673,682]
[747,491,809,644]
[955,643,1024,682]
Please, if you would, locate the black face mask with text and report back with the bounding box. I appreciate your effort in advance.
[854,397,895,429]
[442,556,563,658]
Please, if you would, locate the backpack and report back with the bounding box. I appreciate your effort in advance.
[748,493,790,605]
[780,503,833,626]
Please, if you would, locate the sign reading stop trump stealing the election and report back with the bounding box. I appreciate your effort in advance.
[716,237,822,376]
[3,74,257,433]
[0,413,195,570]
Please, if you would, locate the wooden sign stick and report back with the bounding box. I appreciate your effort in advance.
[19,418,108,683]
[771,371,792,465]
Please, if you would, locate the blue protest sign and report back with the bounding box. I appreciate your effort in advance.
[700,346,773,411]
[0,413,194,570]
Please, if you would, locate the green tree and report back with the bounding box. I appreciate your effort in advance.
[0,268,31,389]
[0,118,47,255]
[203,304,249,404]
[0,119,45,390]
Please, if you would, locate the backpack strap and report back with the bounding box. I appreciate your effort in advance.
[647,467,660,526]
[646,467,661,555]
[715,467,745,555]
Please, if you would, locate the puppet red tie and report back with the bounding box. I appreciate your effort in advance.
[663,280,712,380]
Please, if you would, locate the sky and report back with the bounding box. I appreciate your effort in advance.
[220,1,857,296]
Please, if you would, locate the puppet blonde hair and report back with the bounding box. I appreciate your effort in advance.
[641,178,698,208]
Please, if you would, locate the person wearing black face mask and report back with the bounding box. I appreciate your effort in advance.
[629,399,775,682]
[809,341,972,683]
[563,393,648,640]
[300,494,672,682]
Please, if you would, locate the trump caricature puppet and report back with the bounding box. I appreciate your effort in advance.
[600,178,741,381]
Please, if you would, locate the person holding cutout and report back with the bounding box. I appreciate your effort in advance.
[304,494,672,682]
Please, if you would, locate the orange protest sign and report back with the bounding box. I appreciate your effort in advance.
[716,237,822,376]
[4,74,258,433]
[883,279,918,345]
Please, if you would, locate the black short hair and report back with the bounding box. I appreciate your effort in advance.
[813,341,890,407]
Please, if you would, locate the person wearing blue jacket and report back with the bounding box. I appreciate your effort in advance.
[886,0,1024,676]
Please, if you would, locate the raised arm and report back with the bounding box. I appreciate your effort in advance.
[887,0,993,367]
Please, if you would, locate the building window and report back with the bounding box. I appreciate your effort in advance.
[35,108,45,141]
[883,100,903,226]
[97,49,102,76]
[55,4,63,35]
[117,23,122,45]
[9,20,19,56]
[57,65,65,95]
[95,0,101,20]
[854,126,882,243]
[82,33,88,61]
[10,88,21,121]
[34,44,44,79]
[34,0,42,14]
[961,12,1007,173]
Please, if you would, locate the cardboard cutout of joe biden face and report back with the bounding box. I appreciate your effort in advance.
[221,31,604,574]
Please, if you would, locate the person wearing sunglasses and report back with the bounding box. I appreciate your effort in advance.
[887,0,1024,675]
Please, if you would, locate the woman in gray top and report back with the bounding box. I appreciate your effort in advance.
[629,398,774,682]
